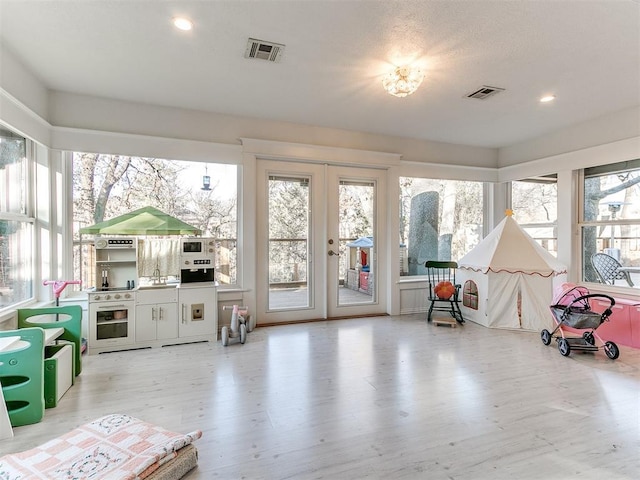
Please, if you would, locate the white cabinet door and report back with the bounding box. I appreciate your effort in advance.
[156,303,178,340]
[178,286,217,339]
[136,289,178,343]
[135,303,178,342]
[135,304,157,342]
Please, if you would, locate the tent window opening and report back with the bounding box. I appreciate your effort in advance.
[462,280,478,310]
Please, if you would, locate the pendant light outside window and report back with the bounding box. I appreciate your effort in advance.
[202,166,211,191]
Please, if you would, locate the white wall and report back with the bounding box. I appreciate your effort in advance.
[47,91,499,168]
[498,106,640,168]
[0,45,48,120]
[498,136,640,183]
[0,46,50,145]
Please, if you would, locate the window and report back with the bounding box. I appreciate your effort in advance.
[511,176,558,255]
[0,127,34,309]
[399,177,483,275]
[72,153,238,287]
[580,159,640,286]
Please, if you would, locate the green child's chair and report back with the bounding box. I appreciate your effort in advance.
[18,305,83,377]
[0,327,46,427]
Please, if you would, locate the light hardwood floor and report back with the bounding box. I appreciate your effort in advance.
[2,316,639,479]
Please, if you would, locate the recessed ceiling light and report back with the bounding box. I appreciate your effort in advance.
[540,95,556,103]
[173,17,193,31]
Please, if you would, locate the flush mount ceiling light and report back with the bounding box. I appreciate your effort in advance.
[173,17,193,31]
[540,94,556,103]
[382,65,424,97]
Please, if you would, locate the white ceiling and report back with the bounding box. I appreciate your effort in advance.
[0,0,639,149]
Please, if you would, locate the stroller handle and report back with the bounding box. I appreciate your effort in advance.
[572,293,616,307]
[223,305,248,311]
[563,293,615,308]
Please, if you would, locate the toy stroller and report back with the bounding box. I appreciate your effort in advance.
[540,284,619,359]
[221,305,254,346]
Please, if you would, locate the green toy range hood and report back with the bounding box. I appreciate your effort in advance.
[79,206,201,236]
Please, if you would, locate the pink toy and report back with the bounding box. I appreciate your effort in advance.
[221,305,254,346]
[43,280,82,325]
[43,280,81,300]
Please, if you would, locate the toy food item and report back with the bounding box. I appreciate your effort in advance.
[434,281,455,300]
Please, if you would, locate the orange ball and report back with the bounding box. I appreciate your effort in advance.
[434,281,455,300]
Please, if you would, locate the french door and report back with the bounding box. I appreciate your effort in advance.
[256,160,387,323]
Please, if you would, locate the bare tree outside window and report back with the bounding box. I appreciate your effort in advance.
[511,177,558,255]
[268,176,310,287]
[0,128,32,308]
[72,153,237,288]
[399,177,483,275]
[581,160,640,285]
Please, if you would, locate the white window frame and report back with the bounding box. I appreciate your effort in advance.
[0,127,36,312]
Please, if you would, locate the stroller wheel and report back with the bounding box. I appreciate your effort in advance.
[558,338,571,357]
[582,331,595,345]
[540,329,551,346]
[604,341,619,360]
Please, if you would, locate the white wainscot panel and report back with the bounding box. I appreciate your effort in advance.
[400,286,429,315]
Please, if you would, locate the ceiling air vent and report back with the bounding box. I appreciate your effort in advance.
[466,85,505,100]
[244,38,285,62]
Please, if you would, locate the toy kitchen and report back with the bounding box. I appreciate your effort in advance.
[87,237,218,354]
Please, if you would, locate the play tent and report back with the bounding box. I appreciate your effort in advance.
[457,215,567,331]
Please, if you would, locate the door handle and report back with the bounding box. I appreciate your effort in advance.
[328,250,340,256]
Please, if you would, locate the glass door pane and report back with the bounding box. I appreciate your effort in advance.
[338,180,375,306]
[268,175,311,310]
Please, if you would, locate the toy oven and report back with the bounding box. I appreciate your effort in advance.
[88,293,135,349]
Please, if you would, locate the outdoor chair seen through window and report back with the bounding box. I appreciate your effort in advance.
[591,252,634,287]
